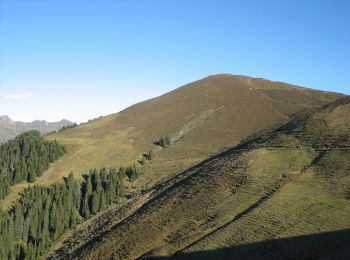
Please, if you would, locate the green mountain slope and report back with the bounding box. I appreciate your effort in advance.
[40,74,341,189]
[47,91,349,258]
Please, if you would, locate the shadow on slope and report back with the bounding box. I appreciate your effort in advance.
[148,229,350,260]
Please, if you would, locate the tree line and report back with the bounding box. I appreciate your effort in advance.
[57,123,78,132]
[0,131,66,199]
[0,167,125,259]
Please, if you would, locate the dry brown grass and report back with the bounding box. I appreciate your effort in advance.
[53,95,350,259]
[2,75,340,209]
[1,75,346,258]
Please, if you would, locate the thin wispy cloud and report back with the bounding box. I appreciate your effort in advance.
[5,92,35,100]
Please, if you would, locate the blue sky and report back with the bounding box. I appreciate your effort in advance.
[0,0,349,122]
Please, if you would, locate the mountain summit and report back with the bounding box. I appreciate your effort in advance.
[56,86,350,260]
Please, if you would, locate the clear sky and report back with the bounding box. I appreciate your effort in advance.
[0,0,349,123]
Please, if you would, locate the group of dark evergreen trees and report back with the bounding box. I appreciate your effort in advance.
[0,131,66,199]
[80,168,124,218]
[0,131,142,259]
[57,123,78,132]
[0,168,125,259]
[124,165,140,182]
[139,135,171,166]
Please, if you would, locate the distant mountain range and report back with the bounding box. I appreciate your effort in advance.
[0,115,73,143]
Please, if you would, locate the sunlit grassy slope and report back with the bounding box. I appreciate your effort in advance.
[43,75,341,184]
[1,74,342,209]
[49,96,349,258]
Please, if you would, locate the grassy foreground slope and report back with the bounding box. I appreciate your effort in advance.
[50,96,350,259]
[42,74,341,188]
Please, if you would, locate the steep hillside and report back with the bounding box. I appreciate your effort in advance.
[0,115,72,143]
[40,74,341,189]
[49,96,349,258]
[3,74,341,210]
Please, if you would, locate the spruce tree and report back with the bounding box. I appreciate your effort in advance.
[27,171,36,183]
[99,190,106,211]
[0,131,66,197]
[81,192,90,219]
[49,203,58,233]
[0,165,128,259]
[90,191,100,214]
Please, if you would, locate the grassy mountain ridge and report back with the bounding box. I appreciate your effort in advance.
[51,93,350,259]
[1,74,347,259]
[1,74,342,210]
[41,74,341,186]
[43,77,348,259]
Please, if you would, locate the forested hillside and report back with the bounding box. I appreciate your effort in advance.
[0,131,66,199]
[0,168,125,259]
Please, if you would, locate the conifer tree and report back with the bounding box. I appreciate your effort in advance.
[0,131,66,197]
[81,192,90,219]
[0,166,128,259]
[99,190,106,211]
[27,171,36,183]
[90,191,100,214]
